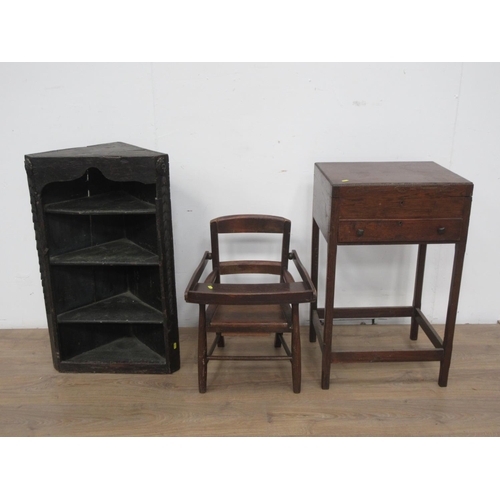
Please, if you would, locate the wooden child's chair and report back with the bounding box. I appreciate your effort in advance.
[185,214,316,393]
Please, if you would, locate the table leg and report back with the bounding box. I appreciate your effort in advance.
[439,240,467,387]
[198,304,208,393]
[410,244,427,340]
[321,232,338,390]
[292,304,301,393]
[309,219,320,342]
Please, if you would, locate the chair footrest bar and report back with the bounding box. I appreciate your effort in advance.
[207,355,293,361]
[331,348,444,363]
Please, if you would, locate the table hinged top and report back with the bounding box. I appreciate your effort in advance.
[315,161,473,197]
[313,161,473,245]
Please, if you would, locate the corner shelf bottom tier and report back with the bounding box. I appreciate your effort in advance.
[56,292,168,373]
[59,337,168,373]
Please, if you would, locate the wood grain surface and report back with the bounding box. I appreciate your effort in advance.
[1,324,499,436]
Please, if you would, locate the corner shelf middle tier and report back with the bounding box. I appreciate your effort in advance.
[44,190,156,215]
[57,292,164,324]
[49,238,159,266]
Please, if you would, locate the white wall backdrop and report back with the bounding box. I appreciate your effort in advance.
[0,62,498,328]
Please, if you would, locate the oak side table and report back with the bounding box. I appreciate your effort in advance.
[310,162,473,389]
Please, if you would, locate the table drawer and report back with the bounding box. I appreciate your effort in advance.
[338,218,463,244]
[339,188,467,219]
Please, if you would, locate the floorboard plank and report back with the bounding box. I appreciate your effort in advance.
[0,324,499,436]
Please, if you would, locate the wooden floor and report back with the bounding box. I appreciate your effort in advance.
[1,324,499,436]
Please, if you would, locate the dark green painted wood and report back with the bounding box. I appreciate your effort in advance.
[67,337,166,364]
[57,292,163,324]
[50,238,159,266]
[26,143,180,374]
[44,191,156,215]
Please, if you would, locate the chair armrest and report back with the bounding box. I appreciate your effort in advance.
[185,251,316,305]
[290,250,316,299]
[184,251,211,302]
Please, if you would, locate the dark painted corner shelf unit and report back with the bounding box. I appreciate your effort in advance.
[25,142,180,374]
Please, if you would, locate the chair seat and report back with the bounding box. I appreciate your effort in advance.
[207,304,292,333]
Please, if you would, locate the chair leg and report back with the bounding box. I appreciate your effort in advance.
[291,304,301,393]
[198,305,207,393]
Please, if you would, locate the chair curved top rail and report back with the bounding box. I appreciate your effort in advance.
[211,214,290,234]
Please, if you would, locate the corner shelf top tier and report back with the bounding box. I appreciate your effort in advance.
[26,142,167,190]
[26,142,165,159]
